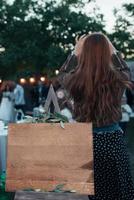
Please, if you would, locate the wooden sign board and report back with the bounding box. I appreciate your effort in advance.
[6,123,94,195]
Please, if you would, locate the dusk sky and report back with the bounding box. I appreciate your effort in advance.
[7,0,134,32]
[84,0,133,32]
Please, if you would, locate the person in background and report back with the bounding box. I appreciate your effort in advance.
[119,91,132,133]
[33,80,49,107]
[0,81,16,123]
[14,83,25,113]
[58,33,134,199]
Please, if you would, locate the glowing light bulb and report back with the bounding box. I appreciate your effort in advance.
[55,70,59,75]
[40,77,45,82]
[20,78,26,84]
[29,77,35,83]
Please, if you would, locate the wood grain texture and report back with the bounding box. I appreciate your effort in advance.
[14,191,89,200]
[6,123,94,194]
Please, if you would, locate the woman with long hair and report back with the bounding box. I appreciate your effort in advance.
[0,80,16,122]
[59,32,134,199]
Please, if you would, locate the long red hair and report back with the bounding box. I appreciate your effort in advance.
[65,33,129,124]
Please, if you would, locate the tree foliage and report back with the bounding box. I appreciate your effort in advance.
[0,0,133,79]
[0,0,105,79]
[123,3,134,16]
[109,4,134,60]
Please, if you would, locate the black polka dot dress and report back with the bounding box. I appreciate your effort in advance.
[88,128,134,200]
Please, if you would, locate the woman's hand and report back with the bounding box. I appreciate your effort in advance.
[74,34,88,56]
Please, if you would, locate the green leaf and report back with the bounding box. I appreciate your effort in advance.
[60,121,65,129]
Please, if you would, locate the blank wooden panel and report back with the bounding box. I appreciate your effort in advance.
[6,123,94,195]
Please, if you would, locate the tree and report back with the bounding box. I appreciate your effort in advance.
[0,0,105,79]
[123,3,134,16]
[109,3,134,60]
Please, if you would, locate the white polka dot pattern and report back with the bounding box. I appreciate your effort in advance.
[88,130,134,200]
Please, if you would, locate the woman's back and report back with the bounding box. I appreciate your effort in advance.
[63,33,130,127]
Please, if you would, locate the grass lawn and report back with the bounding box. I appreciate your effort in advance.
[0,173,15,200]
[0,191,15,200]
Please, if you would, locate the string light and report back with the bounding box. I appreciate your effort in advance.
[55,70,59,75]
[29,77,36,83]
[0,46,5,53]
[20,78,26,84]
[40,77,46,82]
